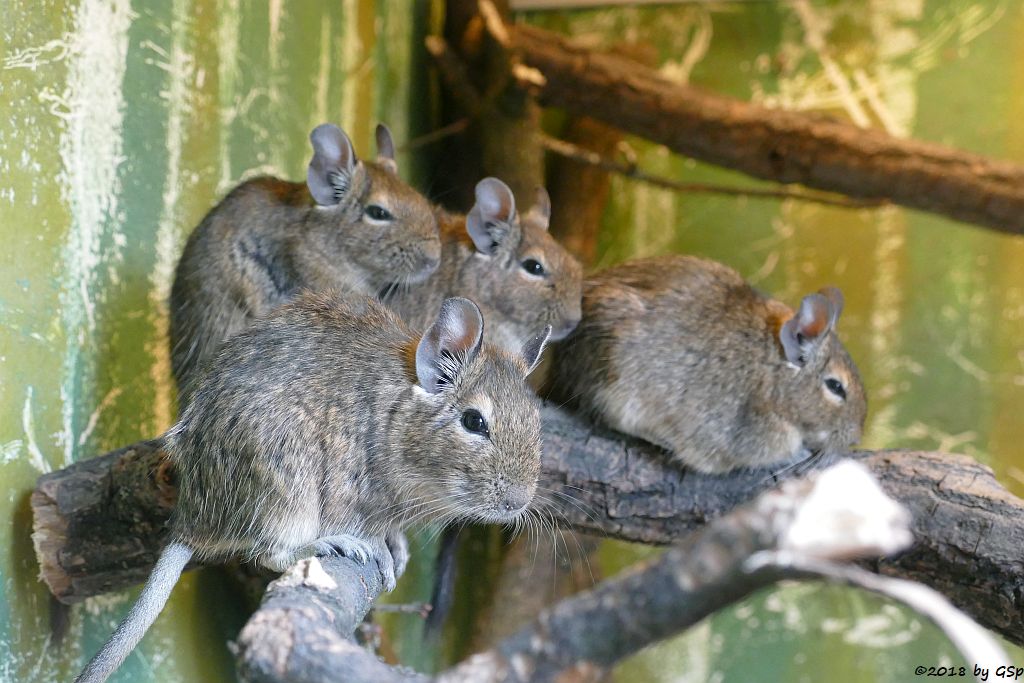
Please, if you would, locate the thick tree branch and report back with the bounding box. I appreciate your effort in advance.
[502,21,1024,236]
[233,462,1002,683]
[234,555,418,683]
[31,406,1024,648]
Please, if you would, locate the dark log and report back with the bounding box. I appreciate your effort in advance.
[30,405,1024,647]
[505,22,1024,236]
[537,407,1024,644]
[30,439,174,603]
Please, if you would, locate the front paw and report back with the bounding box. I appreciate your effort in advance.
[311,534,374,564]
[386,531,409,579]
[369,539,397,592]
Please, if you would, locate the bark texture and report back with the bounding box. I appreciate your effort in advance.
[30,406,1024,646]
[230,461,997,683]
[31,439,175,603]
[508,22,1024,236]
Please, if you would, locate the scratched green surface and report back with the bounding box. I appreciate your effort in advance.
[3,1,1024,682]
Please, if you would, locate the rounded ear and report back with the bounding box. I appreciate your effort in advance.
[523,186,551,231]
[466,177,517,255]
[521,325,552,376]
[307,123,358,206]
[416,298,485,394]
[819,286,844,328]
[375,123,398,174]
[779,292,833,367]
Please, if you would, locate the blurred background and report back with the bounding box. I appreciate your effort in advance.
[2,1,1023,681]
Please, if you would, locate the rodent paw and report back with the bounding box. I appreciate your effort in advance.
[386,531,409,579]
[311,534,374,565]
[374,542,398,592]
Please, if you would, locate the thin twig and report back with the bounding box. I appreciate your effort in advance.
[399,118,471,152]
[540,134,887,209]
[371,602,433,619]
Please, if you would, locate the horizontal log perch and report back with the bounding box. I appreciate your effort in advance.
[30,406,1024,647]
[235,462,1003,683]
[504,21,1024,236]
[538,408,1024,644]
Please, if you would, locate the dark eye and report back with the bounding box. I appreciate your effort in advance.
[824,378,846,400]
[461,409,489,437]
[365,205,393,221]
[522,259,545,276]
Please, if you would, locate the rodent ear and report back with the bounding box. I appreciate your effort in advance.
[466,177,517,255]
[416,297,485,394]
[375,123,398,174]
[819,286,844,328]
[307,123,360,206]
[520,325,552,376]
[779,292,833,367]
[522,186,551,231]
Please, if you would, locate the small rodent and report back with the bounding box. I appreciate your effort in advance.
[170,122,441,406]
[76,292,550,683]
[387,177,583,352]
[551,254,867,473]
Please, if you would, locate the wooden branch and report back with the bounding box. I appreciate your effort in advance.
[536,407,1024,644]
[31,439,175,603]
[30,405,1024,648]
[502,21,1024,236]
[234,555,421,683]
[540,134,886,210]
[232,461,1003,683]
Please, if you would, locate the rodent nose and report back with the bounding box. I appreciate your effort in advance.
[501,485,531,514]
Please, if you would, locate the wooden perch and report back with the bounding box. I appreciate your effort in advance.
[500,21,1024,236]
[232,461,1004,682]
[30,406,1024,648]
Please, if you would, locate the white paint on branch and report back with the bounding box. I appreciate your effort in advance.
[782,460,912,559]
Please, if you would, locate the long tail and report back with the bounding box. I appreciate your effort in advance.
[75,542,193,683]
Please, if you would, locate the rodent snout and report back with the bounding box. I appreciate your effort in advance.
[548,314,582,342]
[500,484,531,514]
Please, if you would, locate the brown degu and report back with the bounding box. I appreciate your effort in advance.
[170,122,441,405]
[551,255,867,473]
[387,177,583,352]
[76,293,550,683]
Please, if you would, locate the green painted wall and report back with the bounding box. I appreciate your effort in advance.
[1,1,435,680]
[3,1,1024,682]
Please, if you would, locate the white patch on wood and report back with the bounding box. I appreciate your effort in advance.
[782,460,912,559]
[273,557,338,592]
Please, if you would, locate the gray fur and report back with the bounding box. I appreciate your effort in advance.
[170,122,441,406]
[387,177,583,354]
[74,542,192,683]
[551,255,867,473]
[78,293,545,682]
